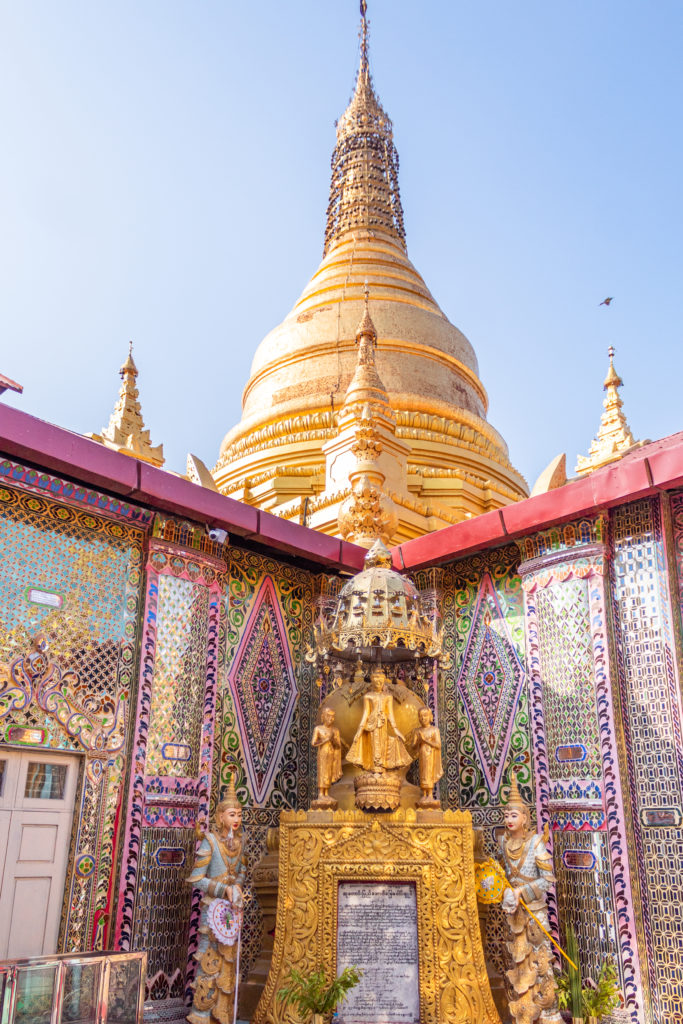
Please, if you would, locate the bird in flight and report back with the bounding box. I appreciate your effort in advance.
[599,297,614,306]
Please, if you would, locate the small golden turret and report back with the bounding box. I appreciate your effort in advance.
[575,346,638,475]
[89,342,164,467]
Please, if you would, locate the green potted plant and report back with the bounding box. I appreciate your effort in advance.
[580,961,621,1023]
[278,965,363,1024]
[556,929,621,1024]
[556,925,583,1023]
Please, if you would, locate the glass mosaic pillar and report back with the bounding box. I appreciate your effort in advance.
[518,517,644,1024]
[610,495,683,1024]
[113,518,226,1017]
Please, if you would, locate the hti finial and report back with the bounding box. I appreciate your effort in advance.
[603,345,622,390]
[360,0,369,73]
[357,280,377,343]
[121,341,138,376]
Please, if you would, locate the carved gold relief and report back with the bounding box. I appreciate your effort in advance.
[253,809,501,1024]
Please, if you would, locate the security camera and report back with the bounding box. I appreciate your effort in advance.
[207,526,228,545]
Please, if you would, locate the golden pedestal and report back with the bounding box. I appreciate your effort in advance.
[253,808,501,1024]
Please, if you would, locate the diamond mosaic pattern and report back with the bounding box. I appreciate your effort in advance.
[228,575,298,804]
[457,574,525,794]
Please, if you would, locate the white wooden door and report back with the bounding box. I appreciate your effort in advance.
[0,749,78,959]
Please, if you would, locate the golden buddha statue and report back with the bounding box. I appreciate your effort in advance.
[346,665,412,774]
[311,707,343,809]
[409,706,443,807]
[345,665,413,809]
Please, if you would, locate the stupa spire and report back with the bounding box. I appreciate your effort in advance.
[575,346,637,475]
[342,283,393,417]
[323,1,406,255]
[89,342,165,467]
[331,289,402,547]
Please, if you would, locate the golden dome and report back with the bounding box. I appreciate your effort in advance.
[212,9,528,536]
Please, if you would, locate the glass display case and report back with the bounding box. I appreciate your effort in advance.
[0,951,146,1024]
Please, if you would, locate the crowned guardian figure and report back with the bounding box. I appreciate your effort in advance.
[187,774,247,1024]
[498,774,563,1024]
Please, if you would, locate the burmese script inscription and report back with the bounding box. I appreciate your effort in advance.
[336,881,420,1024]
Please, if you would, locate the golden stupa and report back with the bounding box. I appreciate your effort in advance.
[213,7,528,544]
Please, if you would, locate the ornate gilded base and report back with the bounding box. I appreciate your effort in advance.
[310,793,338,810]
[354,769,402,810]
[252,808,502,1024]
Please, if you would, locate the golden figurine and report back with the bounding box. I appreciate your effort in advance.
[187,775,246,1024]
[498,774,563,1024]
[346,665,412,773]
[409,706,443,807]
[311,707,343,809]
[346,665,412,809]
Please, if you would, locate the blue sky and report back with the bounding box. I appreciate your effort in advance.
[2,1,682,490]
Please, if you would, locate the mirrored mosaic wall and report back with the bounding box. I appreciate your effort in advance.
[0,471,147,953]
[3,455,683,1024]
[0,465,319,1009]
[610,495,683,1024]
[424,545,531,979]
[219,547,317,980]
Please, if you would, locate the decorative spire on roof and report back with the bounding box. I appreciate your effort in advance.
[335,288,400,546]
[323,0,406,256]
[89,342,165,467]
[575,346,637,475]
[342,283,393,418]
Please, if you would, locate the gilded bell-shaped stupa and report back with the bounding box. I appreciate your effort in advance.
[212,5,527,542]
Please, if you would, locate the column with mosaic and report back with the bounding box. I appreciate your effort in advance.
[518,518,644,1023]
[114,516,227,1013]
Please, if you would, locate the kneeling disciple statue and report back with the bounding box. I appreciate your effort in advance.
[188,774,246,1024]
[499,774,563,1024]
[311,706,343,809]
[409,706,443,807]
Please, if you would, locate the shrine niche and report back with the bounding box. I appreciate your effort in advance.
[253,808,501,1024]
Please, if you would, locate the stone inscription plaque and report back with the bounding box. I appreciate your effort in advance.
[336,881,419,1024]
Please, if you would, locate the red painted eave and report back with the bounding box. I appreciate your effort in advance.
[0,373,23,395]
[0,405,366,573]
[393,432,683,570]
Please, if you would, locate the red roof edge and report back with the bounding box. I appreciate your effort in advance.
[392,433,683,571]
[0,404,366,573]
[0,374,23,395]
